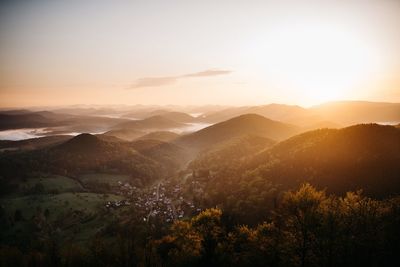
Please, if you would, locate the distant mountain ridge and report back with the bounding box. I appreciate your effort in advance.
[198,101,400,128]
[311,101,400,125]
[105,115,185,141]
[111,115,184,131]
[123,110,195,123]
[176,114,300,152]
[135,131,180,142]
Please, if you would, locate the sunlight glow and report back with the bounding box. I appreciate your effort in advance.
[255,21,385,105]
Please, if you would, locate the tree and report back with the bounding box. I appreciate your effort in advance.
[155,220,202,267]
[281,183,326,267]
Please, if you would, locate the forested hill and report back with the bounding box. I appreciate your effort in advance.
[184,123,400,225]
[0,134,186,186]
[246,123,400,196]
[176,114,300,152]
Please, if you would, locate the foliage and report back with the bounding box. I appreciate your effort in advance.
[153,184,400,267]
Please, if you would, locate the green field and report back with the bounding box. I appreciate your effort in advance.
[20,175,83,194]
[1,192,123,219]
[0,192,126,244]
[79,173,132,186]
[0,173,137,245]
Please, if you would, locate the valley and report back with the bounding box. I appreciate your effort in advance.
[0,102,399,267]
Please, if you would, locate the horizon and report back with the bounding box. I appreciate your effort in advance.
[1,99,400,111]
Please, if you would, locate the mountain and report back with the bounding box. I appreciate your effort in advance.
[312,101,400,125]
[247,124,400,196]
[55,133,113,154]
[111,115,184,131]
[130,139,189,170]
[0,134,166,183]
[245,104,323,126]
[188,124,400,224]
[51,106,121,117]
[0,109,130,135]
[199,101,400,128]
[148,111,195,123]
[103,128,145,141]
[54,115,129,133]
[176,114,300,152]
[50,133,191,178]
[0,135,72,152]
[105,115,185,141]
[0,112,57,130]
[189,134,276,171]
[198,106,250,123]
[121,108,173,119]
[135,131,180,142]
[124,110,195,123]
[199,104,337,129]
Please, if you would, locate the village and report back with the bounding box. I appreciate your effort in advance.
[104,176,203,223]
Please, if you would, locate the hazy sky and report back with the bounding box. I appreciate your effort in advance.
[1,0,399,107]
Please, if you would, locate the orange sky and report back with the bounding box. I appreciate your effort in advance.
[0,0,399,108]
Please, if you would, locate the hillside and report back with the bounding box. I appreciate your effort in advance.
[124,110,195,123]
[149,111,194,123]
[247,124,400,196]
[105,115,185,141]
[0,135,72,152]
[0,113,57,130]
[130,139,189,170]
[103,128,145,141]
[0,134,164,184]
[55,133,113,154]
[199,104,327,127]
[198,106,251,123]
[0,109,130,135]
[184,124,400,224]
[189,134,276,171]
[176,114,300,152]
[111,115,184,131]
[135,131,180,142]
[121,108,173,119]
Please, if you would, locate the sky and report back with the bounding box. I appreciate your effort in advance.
[0,0,399,108]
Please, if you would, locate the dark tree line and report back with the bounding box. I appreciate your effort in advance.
[153,184,400,267]
[2,184,398,267]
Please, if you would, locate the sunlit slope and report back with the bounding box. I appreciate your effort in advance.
[176,114,300,152]
[248,124,400,195]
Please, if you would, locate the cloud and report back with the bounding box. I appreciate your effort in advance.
[129,77,177,89]
[128,69,232,89]
[182,69,232,78]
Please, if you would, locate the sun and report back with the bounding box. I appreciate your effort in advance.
[253,21,384,105]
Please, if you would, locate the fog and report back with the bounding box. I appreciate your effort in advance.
[0,128,50,141]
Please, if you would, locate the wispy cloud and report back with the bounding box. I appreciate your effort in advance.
[182,69,232,78]
[129,77,177,89]
[128,69,232,89]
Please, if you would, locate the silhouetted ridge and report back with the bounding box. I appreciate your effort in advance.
[176,113,299,151]
[57,133,107,153]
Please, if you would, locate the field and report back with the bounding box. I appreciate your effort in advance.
[0,174,128,245]
[20,175,83,194]
[79,173,132,186]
